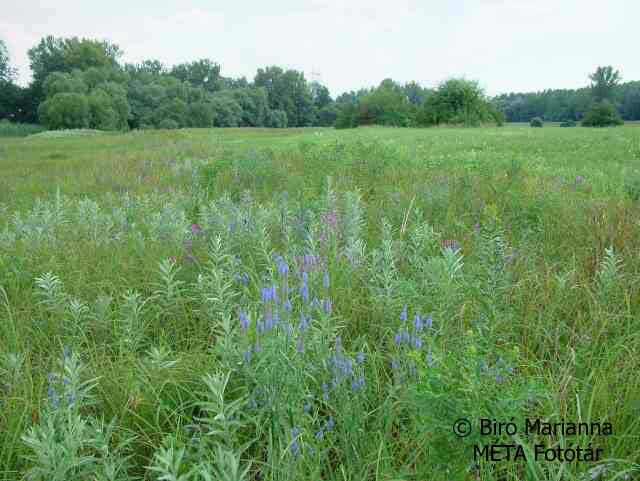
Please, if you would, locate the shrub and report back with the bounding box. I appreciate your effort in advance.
[529,117,543,127]
[158,118,179,129]
[38,92,90,130]
[581,100,624,127]
[559,120,576,127]
[0,119,46,137]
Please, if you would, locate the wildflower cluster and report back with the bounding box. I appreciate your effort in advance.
[391,307,434,380]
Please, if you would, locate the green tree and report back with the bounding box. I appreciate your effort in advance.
[581,100,623,127]
[254,66,314,126]
[0,38,22,121]
[357,79,410,126]
[170,59,221,92]
[27,36,122,121]
[267,109,288,128]
[43,71,88,97]
[424,78,500,126]
[0,38,16,83]
[311,82,332,110]
[334,103,358,129]
[187,102,214,127]
[38,92,90,129]
[589,66,621,102]
[210,94,243,127]
[231,87,269,126]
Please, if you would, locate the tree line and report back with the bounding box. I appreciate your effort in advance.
[0,36,635,130]
[495,72,639,123]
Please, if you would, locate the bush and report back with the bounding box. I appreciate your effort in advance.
[0,119,46,137]
[38,92,90,130]
[559,120,576,127]
[530,117,543,127]
[582,100,623,127]
[158,118,179,129]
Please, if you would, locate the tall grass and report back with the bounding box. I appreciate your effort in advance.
[0,126,639,480]
[0,120,46,138]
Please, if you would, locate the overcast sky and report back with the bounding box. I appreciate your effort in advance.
[2,0,638,96]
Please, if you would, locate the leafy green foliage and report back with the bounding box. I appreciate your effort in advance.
[581,100,624,127]
[0,38,16,83]
[530,117,543,127]
[589,66,621,102]
[38,92,90,129]
[0,119,45,137]
[267,108,288,128]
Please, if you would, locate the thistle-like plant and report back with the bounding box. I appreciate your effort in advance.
[22,349,132,481]
[35,272,67,313]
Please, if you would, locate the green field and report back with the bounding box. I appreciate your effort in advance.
[1,126,640,480]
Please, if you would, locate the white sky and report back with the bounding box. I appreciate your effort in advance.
[2,0,639,96]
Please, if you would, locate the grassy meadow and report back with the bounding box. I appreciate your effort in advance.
[1,125,640,480]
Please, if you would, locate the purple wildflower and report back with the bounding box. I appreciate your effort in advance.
[356,352,365,364]
[315,429,324,440]
[244,348,252,364]
[351,376,365,390]
[238,310,249,332]
[300,281,309,302]
[290,427,301,457]
[284,298,292,312]
[236,272,249,285]
[190,223,202,235]
[413,313,423,332]
[303,403,311,414]
[322,299,332,315]
[321,211,338,231]
[278,259,289,276]
[323,271,330,289]
[256,319,265,334]
[261,287,271,304]
[412,336,423,350]
[425,315,433,329]
[326,416,335,431]
[299,312,309,333]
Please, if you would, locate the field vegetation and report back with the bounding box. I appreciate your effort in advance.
[1,125,640,480]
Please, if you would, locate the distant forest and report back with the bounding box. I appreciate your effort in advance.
[495,82,640,122]
[1,35,639,130]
